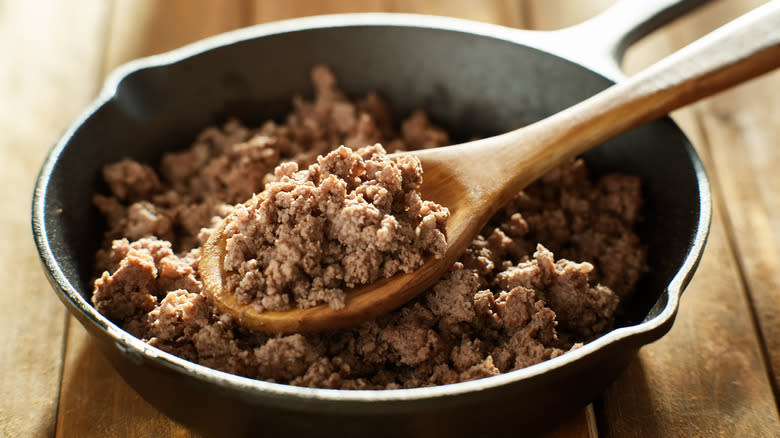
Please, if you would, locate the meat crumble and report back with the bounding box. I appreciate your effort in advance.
[91,65,646,389]
[220,144,448,312]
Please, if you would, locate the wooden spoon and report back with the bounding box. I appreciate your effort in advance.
[201,1,780,334]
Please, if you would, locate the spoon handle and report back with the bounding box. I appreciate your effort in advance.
[487,0,780,203]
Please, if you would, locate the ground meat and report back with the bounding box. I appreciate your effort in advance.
[91,65,646,389]
[220,144,448,312]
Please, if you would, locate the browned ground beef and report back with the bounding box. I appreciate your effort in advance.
[92,65,646,389]
[220,144,448,312]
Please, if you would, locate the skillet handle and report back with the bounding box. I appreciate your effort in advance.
[533,0,713,80]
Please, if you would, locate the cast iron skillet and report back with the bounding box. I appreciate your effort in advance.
[32,0,712,436]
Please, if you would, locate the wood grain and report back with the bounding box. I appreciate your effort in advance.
[525,0,612,30]
[249,0,387,21]
[104,0,251,73]
[623,0,780,433]
[672,0,780,399]
[56,321,197,438]
[597,211,780,437]
[386,0,525,27]
[52,2,247,437]
[248,0,525,27]
[0,1,112,437]
[532,0,780,436]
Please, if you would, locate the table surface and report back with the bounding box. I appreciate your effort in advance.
[2,0,779,436]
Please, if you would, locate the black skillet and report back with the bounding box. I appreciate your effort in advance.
[32,0,713,436]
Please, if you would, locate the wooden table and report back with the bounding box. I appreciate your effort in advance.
[2,0,779,436]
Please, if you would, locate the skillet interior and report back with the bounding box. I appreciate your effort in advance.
[36,21,707,436]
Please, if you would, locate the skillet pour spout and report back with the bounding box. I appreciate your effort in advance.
[32,0,723,436]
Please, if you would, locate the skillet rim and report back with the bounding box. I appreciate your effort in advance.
[31,12,712,409]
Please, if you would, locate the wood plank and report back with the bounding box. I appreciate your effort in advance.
[56,321,198,438]
[0,1,112,437]
[667,0,780,399]
[702,69,780,396]
[248,0,525,28]
[387,0,525,27]
[103,0,251,74]
[249,0,386,21]
[598,211,780,437]
[53,1,248,437]
[524,0,780,436]
[524,0,612,30]
[541,406,598,438]
[611,0,780,435]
